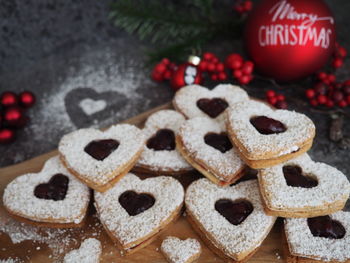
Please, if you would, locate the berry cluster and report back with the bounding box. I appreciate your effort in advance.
[151,58,177,82]
[233,0,253,14]
[265,90,288,109]
[0,91,36,144]
[199,52,227,81]
[331,43,347,69]
[225,53,254,85]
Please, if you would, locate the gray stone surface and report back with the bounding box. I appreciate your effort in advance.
[0,0,349,210]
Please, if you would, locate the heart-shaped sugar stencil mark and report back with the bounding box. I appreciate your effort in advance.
[204,132,233,153]
[196,98,229,118]
[307,215,346,239]
[65,87,127,128]
[215,199,253,225]
[146,129,175,151]
[34,174,69,201]
[63,238,102,263]
[84,139,120,161]
[283,165,318,188]
[119,190,155,216]
[161,236,201,263]
[250,116,287,135]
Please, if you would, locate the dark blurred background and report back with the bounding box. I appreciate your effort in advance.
[0,0,349,180]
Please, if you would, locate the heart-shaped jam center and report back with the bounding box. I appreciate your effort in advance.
[119,190,155,216]
[204,132,233,153]
[34,174,69,201]
[307,216,346,239]
[196,98,229,118]
[84,139,119,161]
[215,199,253,225]
[283,165,318,188]
[146,129,175,151]
[250,116,287,135]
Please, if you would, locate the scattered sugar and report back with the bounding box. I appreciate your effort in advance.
[275,252,281,260]
[161,236,201,263]
[3,156,90,223]
[259,154,350,209]
[136,109,193,172]
[94,173,184,246]
[285,211,350,262]
[0,258,22,263]
[185,179,276,259]
[179,117,244,182]
[63,238,102,263]
[173,84,249,123]
[226,100,315,159]
[59,124,145,185]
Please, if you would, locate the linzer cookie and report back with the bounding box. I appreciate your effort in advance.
[63,238,102,263]
[177,117,245,186]
[3,156,90,227]
[284,212,350,262]
[173,84,249,123]
[134,110,193,175]
[226,100,315,169]
[185,179,276,262]
[161,236,201,263]
[59,124,145,192]
[94,173,184,255]
[258,154,350,218]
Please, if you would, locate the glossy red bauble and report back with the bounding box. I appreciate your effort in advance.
[244,0,336,81]
[4,107,27,128]
[0,128,15,144]
[19,91,36,108]
[170,62,202,91]
[1,91,18,108]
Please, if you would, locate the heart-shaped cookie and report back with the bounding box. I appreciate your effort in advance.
[134,110,193,175]
[3,156,90,227]
[63,238,102,263]
[284,211,350,262]
[161,236,201,263]
[94,173,184,255]
[173,84,249,123]
[226,100,315,168]
[177,117,245,186]
[59,124,145,192]
[185,179,276,262]
[258,154,350,218]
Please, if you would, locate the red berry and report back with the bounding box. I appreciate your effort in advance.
[232,60,243,70]
[268,97,277,105]
[1,92,18,108]
[19,91,36,108]
[314,83,328,95]
[337,47,347,58]
[215,63,225,72]
[203,52,215,61]
[238,75,251,85]
[242,61,254,75]
[332,58,344,69]
[0,128,15,144]
[154,63,166,74]
[218,72,227,81]
[198,61,208,71]
[207,63,216,72]
[243,0,253,11]
[317,72,327,80]
[4,107,27,127]
[161,58,170,65]
[276,94,285,101]
[212,57,219,64]
[328,74,336,83]
[346,95,350,104]
[266,90,276,98]
[333,91,344,102]
[310,99,318,107]
[233,69,243,79]
[225,54,243,69]
[338,100,347,107]
[151,71,163,82]
[211,74,218,81]
[234,5,244,13]
[326,100,334,108]
[343,85,350,95]
[317,94,327,105]
[275,100,288,109]
[305,89,315,99]
[163,70,172,80]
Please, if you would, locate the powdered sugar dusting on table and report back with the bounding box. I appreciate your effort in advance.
[161,236,201,263]
[63,238,102,263]
[285,211,350,262]
[94,173,184,247]
[136,110,192,172]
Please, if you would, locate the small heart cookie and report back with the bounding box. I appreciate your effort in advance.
[134,110,193,175]
[185,179,276,262]
[161,236,201,263]
[94,173,184,255]
[3,156,90,227]
[258,154,350,218]
[64,238,102,263]
[226,100,315,168]
[173,84,249,122]
[177,117,245,186]
[59,124,145,192]
[284,211,350,262]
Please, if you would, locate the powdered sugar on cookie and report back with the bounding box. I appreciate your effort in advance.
[161,236,201,263]
[285,211,350,262]
[136,110,192,172]
[63,238,102,263]
[3,156,90,224]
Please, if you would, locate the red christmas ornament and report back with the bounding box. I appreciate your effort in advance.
[4,107,27,128]
[244,0,336,81]
[0,128,15,144]
[170,56,202,91]
[1,91,18,108]
[19,91,36,108]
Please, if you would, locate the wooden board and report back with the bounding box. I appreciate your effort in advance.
[0,102,284,263]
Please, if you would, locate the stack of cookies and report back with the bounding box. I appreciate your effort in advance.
[3,84,350,263]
